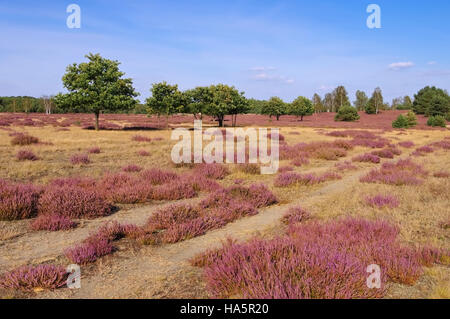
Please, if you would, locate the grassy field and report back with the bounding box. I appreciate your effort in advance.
[0,113,449,299]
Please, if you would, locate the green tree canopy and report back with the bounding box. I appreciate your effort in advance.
[182,86,212,119]
[206,84,247,127]
[54,53,138,130]
[313,93,326,113]
[262,96,286,120]
[146,82,184,117]
[332,86,350,112]
[366,87,383,114]
[288,96,314,121]
[354,90,369,111]
[413,86,450,115]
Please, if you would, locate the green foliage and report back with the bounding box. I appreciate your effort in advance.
[354,90,368,111]
[247,99,266,114]
[262,97,286,120]
[182,86,212,119]
[146,82,183,117]
[366,87,383,114]
[445,113,450,122]
[206,84,248,127]
[288,96,314,121]
[427,115,447,127]
[312,93,326,113]
[405,111,417,127]
[54,53,138,129]
[392,115,410,128]
[413,86,450,115]
[332,86,350,112]
[334,105,360,122]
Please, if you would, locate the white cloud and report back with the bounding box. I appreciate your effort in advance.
[388,62,414,71]
[249,66,293,84]
[427,61,437,65]
[249,66,276,72]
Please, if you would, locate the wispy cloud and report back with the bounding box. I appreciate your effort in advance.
[249,67,293,84]
[427,61,437,65]
[388,62,414,71]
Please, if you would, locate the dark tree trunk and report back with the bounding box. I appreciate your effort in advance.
[300,115,304,121]
[94,112,100,131]
[217,116,224,127]
[276,115,280,121]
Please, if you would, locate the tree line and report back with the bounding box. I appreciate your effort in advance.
[1,53,449,129]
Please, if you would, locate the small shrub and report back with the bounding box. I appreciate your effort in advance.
[0,180,41,220]
[87,147,101,154]
[64,238,114,265]
[194,163,230,179]
[371,149,394,159]
[281,206,311,224]
[38,185,113,219]
[433,171,449,178]
[132,135,151,142]
[360,158,427,185]
[334,106,360,122]
[291,155,310,167]
[122,164,143,172]
[398,141,415,148]
[137,150,150,156]
[31,214,77,231]
[335,161,357,171]
[10,133,39,146]
[70,153,90,165]
[427,115,446,127]
[237,163,260,175]
[274,171,341,187]
[365,194,399,208]
[392,115,409,129]
[140,168,178,185]
[16,149,39,161]
[352,153,381,163]
[405,111,417,127]
[0,265,68,291]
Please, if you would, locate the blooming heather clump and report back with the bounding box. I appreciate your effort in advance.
[122,164,143,172]
[38,185,113,219]
[281,206,311,224]
[274,171,341,187]
[151,180,197,201]
[0,265,68,291]
[16,149,39,161]
[335,161,357,171]
[10,133,39,146]
[192,218,446,298]
[140,168,178,185]
[431,140,450,150]
[64,238,114,265]
[365,194,399,208]
[87,147,101,154]
[194,163,230,179]
[314,147,347,160]
[0,180,41,220]
[98,173,153,204]
[412,145,434,156]
[291,155,310,167]
[360,158,427,186]
[398,141,415,148]
[132,135,151,142]
[352,153,381,164]
[137,150,150,156]
[278,166,294,173]
[70,153,90,165]
[31,214,77,231]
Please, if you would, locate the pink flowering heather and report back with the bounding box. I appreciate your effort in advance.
[38,185,113,219]
[151,180,197,201]
[291,155,310,167]
[0,264,68,291]
[16,149,39,161]
[70,153,90,165]
[278,166,294,173]
[0,180,41,220]
[281,206,311,224]
[431,140,450,150]
[192,218,446,298]
[137,149,150,156]
[122,164,143,172]
[131,135,151,142]
[98,172,153,204]
[194,163,230,179]
[31,213,77,231]
[365,194,400,208]
[360,158,427,185]
[87,146,101,154]
[398,141,415,148]
[335,161,357,171]
[64,237,114,265]
[412,145,435,156]
[140,168,178,185]
[352,153,381,164]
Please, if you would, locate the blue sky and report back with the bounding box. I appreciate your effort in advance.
[0,0,449,103]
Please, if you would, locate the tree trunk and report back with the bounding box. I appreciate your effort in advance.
[300,115,304,121]
[218,116,224,127]
[94,112,100,131]
[276,115,280,121]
